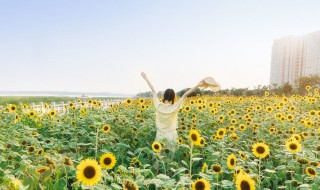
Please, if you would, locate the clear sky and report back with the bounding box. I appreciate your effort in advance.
[1,0,320,95]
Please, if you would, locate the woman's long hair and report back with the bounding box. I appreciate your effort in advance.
[163,89,175,104]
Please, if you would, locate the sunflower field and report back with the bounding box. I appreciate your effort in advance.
[0,89,319,190]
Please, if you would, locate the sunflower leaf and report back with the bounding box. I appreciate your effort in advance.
[298,184,311,188]
[111,183,122,189]
[179,144,190,149]
[181,160,188,167]
[264,169,276,173]
[157,174,171,180]
[192,157,202,161]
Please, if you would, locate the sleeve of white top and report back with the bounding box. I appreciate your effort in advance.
[173,97,184,110]
[153,92,161,107]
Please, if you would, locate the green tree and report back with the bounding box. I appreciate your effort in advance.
[282,82,293,95]
[296,75,320,94]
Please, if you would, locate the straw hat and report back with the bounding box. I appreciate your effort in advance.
[201,77,221,92]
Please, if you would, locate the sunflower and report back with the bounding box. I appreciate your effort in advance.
[305,167,317,178]
[235,173,256,190]
[139,98,145,104]
[239,124,246,131]
[228,126,236,133]
[191,178,211,190]
[227,154,237,170]
[64,157,74,167]
[266,106,273,113]
[189,129,201,146]
[177,138,183,145]
[201,162,207,173]
[9,104,17,112]
[197,105,203,111]
[230,133,238,141]
[28,110,36,118]
[130,157,142,167]
[287,114,294,121]
[48,110,56,117]
[100,153,117,169]
[151,141,162,153]
[122,179,139,190]
[199,137,205,147]
[291,134,301,141]
[234,166,245,176]
[216,128,226,138]
[285,139,301,154]
[102,124,111,133]
[76,158,102,186]
[252,142,269,158]
[125,98,132,105]
[10,178,22,190]
[211,164,223,174]
[184,106,191,112]
[36,148,44,156]
[238,151,246,161]
[269,128,276,134]
[36,166,51,174]
[28,146,35,153]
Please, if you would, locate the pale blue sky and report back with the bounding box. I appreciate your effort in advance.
[0,0,320,94]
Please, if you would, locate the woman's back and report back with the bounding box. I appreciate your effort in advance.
[153,92,184,140]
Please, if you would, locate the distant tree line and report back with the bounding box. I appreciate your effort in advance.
[136,75,320,98]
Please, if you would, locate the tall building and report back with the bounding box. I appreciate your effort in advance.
[270,31,320,87]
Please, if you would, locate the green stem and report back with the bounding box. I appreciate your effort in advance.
[190,143,194,178]
[259,157,263,188]
[95,127,99,159]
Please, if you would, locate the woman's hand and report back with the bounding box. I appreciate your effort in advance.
[197,79,205,87]
[141,72,147,80]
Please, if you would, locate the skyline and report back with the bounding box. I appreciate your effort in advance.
[1,1,320,94]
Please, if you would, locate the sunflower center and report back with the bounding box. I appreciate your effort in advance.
[256,146,265,154]
[38,168,47,173]
[195,181,205,190]
[307,168,315,175]
[213,166,221,172]
[29,147,34,152]
[83,166,96,179]
[230,158,235,165]
[104,157,112,165]
[289,143,297,150]
[240,180,250,190]
[219,131,223,135]
[104,126,109,131]
[154,144,159,150]
[123,180,136,190]
[191,134,198,141]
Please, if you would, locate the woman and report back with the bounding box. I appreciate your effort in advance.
[141,72,204,151]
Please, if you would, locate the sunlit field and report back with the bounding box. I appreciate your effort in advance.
[1,89,319,190]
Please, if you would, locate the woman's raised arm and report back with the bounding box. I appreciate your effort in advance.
[141,72,156,94]
[181,79,204,99]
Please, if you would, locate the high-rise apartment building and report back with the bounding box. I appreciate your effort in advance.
[270,31,320,87]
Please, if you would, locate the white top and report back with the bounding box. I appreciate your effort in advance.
[153,92,184,141]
